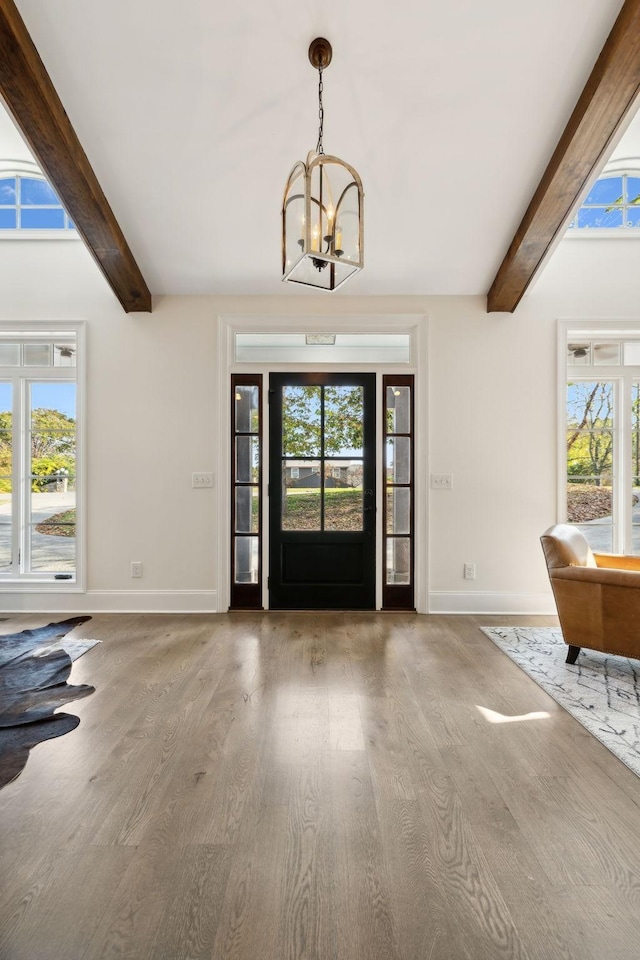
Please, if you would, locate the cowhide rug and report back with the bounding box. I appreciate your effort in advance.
[0,617,97,789]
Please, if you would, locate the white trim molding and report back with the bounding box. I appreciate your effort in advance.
[429,591,556,615]
[0,589,218,614]
[216,313,429,614]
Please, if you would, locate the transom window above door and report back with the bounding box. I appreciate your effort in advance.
[234,332,411,364]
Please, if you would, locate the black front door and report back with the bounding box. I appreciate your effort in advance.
[269,372,376,609]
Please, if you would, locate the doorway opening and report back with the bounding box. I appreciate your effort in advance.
[219,315,427,613]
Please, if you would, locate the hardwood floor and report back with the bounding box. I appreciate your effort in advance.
[1,611,640,959]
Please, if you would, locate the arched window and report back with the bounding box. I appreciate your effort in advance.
[568,170,640,230]
[0,173,74,231]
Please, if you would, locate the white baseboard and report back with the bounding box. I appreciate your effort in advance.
[428,591,556,615]
[0,590,218,614]
[0,588,553,616]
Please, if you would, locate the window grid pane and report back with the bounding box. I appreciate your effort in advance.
[280,385,365,533]
[0,178,17,205]
[27,382,77,575]
[573,174,640,231]
[0,175,73,231]
[566,379,614,553]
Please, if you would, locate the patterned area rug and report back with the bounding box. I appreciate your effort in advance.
[481,626,640,779]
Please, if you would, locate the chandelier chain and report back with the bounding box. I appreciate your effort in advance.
[316,63,324,155]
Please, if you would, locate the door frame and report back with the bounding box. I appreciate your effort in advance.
[215,314,429,612]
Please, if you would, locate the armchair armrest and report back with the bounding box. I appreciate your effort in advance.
[553,564,640,589]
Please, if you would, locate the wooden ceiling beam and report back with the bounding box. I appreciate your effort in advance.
[0,0,151,313]
[487,0,640,314]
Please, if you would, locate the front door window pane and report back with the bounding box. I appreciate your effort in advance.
[282,461,321,530]
[282,386,321,457]
[324,386,364,456]
[324,460,362,531]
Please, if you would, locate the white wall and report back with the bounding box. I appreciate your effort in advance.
[426,295,558,612]
[1,233,639,613]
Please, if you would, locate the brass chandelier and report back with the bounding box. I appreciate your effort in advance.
[282,38,364,291]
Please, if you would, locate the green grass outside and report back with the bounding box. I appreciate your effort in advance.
[35,508,76,537]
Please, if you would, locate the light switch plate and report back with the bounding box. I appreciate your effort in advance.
[192,472,214,488]
[431,473,453,489]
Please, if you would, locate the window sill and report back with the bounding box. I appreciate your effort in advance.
[0,230,80,241]
[0,578,82,592]
[564,228,640,239]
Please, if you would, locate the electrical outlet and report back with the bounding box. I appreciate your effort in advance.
[192,472,214,488]
[131,561,143,578]
[464,562,476,580]
[431,473,453,489]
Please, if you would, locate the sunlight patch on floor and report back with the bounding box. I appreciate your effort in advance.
[476,704,551,724]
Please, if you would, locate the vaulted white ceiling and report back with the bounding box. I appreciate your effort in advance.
[2,0,636,297]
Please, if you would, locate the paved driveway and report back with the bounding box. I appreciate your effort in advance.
[0,491,75,571]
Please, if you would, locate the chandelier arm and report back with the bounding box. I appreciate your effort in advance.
[309,195,334,219]
[284,192,305,211]
[334,182,358,215]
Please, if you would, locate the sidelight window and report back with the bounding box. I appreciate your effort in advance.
[383,375,414,609]
[230,375,262,608]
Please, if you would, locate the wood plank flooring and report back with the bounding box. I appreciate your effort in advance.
[1,612,640,959]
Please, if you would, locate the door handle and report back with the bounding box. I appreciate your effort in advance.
[364,506,375,513]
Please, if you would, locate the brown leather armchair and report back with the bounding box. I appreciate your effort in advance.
[541,524,640,663]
